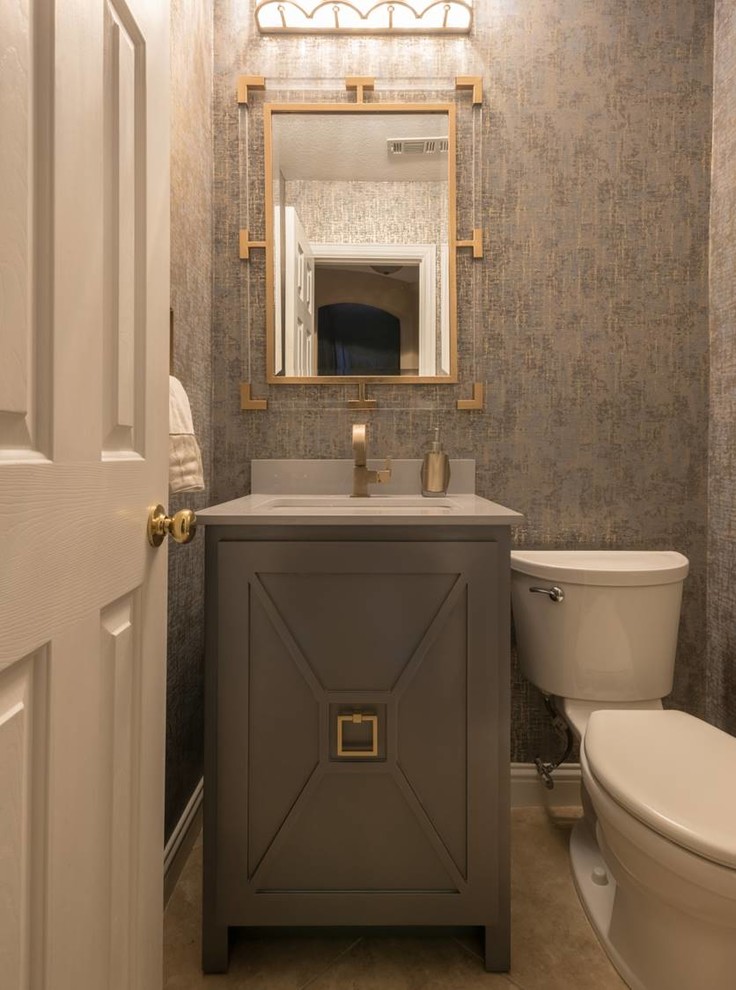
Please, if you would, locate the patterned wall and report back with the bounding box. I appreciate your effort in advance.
[286,180,448,244]
[708,0,736,738]
[211,1,713,763]
[167,0,213,840]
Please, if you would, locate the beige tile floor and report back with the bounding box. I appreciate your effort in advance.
[164,807,626,989]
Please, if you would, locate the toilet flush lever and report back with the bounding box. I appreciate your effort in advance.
[529,585,565,603]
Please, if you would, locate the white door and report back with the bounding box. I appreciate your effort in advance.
[284,207,316,377]
[0,1,170,988]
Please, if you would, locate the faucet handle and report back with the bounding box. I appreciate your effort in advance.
[376,458,392,484]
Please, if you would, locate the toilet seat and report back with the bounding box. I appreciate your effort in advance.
[560,697,663,741]
[585,709,736,869]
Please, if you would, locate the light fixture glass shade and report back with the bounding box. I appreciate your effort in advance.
[255,0,473,35]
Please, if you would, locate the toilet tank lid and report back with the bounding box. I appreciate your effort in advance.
[585,710,736,869]
[510,550,689,586]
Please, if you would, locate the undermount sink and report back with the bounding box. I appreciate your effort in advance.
[195,458,523,527]
[259,495,458,515]
[197,491,522,526]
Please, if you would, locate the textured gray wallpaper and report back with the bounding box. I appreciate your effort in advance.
[211,1,712,763]
[286,180,448,244]
[167,0,213,841]
[708,0,736,738]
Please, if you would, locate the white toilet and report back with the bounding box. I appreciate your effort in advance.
[510,550,736,990]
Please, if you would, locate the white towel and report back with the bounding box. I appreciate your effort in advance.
[169,375,205,494]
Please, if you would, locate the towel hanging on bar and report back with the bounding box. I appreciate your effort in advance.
[169,375,205,494]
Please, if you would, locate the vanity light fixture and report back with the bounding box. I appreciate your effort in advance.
[255,0,472,35]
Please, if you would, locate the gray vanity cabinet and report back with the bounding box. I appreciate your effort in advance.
[203,528,510,975]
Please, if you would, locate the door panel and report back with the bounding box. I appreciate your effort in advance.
[0,651,47,989]
[0,0,52,458]
[284,207,315,376]
[0,0,170,986]
[103,0,147,456]
[101,592,142,990]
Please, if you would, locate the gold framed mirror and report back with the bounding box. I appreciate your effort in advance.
[264,103,458,383]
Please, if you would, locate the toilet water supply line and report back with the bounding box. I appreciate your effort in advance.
[534,695,575,789]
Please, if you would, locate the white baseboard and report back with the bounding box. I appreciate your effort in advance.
[164,777,203,905]
[511,762,581,808]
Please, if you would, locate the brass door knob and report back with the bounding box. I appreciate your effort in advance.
[147,504,197,547]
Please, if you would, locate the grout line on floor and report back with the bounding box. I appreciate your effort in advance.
[298,936,364,990]
[450,938,528,990]
[503,974,527,990]
[451,935,484,963]
[451,937,527,989]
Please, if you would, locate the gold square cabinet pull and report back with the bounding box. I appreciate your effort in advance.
[336,712,378,757]
[147,504,198,547]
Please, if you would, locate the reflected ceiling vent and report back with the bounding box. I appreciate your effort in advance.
[388,137,449,156]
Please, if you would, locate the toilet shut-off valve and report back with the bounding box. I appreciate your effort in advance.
[533,695,575,790]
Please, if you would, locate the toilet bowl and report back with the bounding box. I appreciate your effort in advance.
[579,709,736,990]
[510,549,736,990]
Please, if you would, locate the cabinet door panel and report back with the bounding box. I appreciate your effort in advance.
[258,570,457,691]
[398,584,468,879]
[248,590,320,876]
[215,540,500,922]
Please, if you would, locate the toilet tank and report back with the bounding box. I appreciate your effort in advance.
[510,551,689,702]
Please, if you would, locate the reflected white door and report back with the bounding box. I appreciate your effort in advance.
[0,1,169,988]
[284,207,316,377]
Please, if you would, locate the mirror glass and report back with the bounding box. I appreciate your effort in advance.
[266,107,456,382]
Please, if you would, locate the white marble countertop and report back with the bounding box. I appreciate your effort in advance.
[197,492,522,527]
[197,459,522,527]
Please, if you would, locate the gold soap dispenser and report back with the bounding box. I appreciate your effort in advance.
[421,427,451,497]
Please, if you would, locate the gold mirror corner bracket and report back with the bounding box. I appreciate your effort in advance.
[346,77,375,103]
[455,75,483,106]
[240,382,268,411]
[236,75,265,105]
[347,383,378,409]
[147,505,198,547]
[239,228,266,261]
[457,228,483,259]
[456,382,484,411]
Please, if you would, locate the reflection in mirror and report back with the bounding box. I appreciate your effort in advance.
[266,107,456,382]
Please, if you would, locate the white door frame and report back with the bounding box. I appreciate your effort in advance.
[311,243,441,377]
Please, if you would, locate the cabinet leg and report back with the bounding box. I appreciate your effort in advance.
[202,921,229,974]
[484,921,510,973]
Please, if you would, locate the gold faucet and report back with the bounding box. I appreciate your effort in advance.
[352,424,392,497]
